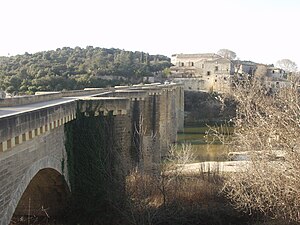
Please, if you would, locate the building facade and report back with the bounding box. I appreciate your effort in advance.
[169,53,289,93]
[170,53,234,92]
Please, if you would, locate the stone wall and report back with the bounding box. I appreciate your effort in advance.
[61,88,108,97]
[97,84,184,170]
[0,83,184,225]
[77,97,130,116]
[126,93,160,170]
[171,53,220,66]
[172,77,231,93]
[0,88,107,107]
[113,114,132,171]
[170,53,234,93]
[0,126,68,225]
[0,101,77,152]
[176,85,185,132]
[0,92,63,107]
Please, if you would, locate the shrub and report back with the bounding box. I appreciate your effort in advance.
[221,76,300,222]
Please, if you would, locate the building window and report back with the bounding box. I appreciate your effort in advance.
[207,71,211,75]
[181,62,184,67]
[202,64,204,69]
[215,66,218,71]
[191,62,194,66]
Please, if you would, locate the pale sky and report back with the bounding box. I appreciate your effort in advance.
[0,0,299,68]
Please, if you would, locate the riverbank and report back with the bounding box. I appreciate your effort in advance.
[10,163,292,225]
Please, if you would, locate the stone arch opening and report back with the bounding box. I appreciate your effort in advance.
[12,168,70,220]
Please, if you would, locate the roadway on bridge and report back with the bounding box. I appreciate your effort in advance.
[0,97,83,118]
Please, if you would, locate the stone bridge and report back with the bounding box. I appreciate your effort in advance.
[0,83,184,225]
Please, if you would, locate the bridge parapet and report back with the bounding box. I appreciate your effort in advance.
[0,83,184,154]
[61,88,111,97]
[0,93,63,107]
[78,97,130,116]
[0,88,109,107]
[0,101,77,153]
[97,89,148,100]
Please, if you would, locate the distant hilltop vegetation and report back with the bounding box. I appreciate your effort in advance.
[0,46,171,95]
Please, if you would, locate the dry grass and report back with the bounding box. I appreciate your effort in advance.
[125,162,255,225]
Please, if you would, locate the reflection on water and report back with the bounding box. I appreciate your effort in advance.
[177,126,232,162]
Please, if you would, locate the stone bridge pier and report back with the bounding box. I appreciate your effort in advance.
[101,83,184,170]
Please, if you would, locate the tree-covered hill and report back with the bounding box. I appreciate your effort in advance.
[0,46,171,94]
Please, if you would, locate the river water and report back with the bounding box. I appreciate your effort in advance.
[177,126,232,162]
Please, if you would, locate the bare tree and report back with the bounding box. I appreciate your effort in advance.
[126,143,197,225]
[221,76,300,222]
[217,49,237,60]
[276,59,298,73]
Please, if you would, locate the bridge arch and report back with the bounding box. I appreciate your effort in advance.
[3,156,70,224]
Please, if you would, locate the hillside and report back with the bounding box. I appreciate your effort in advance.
[0,46,171,94]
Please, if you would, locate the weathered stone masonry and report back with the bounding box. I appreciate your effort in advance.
[0,83,184,225]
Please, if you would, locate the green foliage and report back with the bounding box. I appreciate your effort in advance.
[162,67,171,77]
[0,47,171,94]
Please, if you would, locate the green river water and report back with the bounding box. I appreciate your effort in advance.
[177,126,232,162]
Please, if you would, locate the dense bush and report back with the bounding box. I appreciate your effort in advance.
[0,46,171,94]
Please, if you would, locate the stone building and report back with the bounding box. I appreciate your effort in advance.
[234,60,257,75]
[266,67,285,79]
[171,53,221,68]
[170,53,234,92]
[195,57,234,77]
[169,53,289,93]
